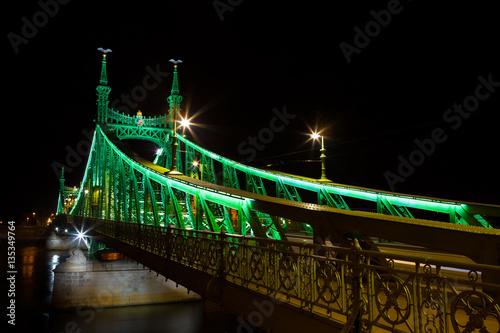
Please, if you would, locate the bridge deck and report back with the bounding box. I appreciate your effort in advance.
[77,216,500,333]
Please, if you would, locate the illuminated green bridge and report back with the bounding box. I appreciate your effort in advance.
[57,52,500,332]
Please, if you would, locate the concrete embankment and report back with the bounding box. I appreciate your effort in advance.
[46,231,88,250]
[51,248,200,309]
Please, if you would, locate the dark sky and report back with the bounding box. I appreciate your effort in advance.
[3,1,500,221]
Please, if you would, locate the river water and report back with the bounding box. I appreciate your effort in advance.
[1,240,241,333]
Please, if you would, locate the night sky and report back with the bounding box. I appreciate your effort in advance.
[3,1,500,222]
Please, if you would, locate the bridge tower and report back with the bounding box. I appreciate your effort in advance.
[56,167,65,214]
[96,51,111,123]
[166,61,183,173]
[167,61,183,116]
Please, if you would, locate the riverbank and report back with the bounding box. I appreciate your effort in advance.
[0,225,51,241]
[0,235,243,332]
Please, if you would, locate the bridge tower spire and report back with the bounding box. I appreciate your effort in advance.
[56,167,65,214]
[166,59,183,174]
[96,49,112,123]
[167,61,183,117]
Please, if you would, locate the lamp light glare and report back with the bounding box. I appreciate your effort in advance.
[180,118,190,128]
[311,132,320,140]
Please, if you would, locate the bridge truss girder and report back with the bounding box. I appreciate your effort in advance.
[70,124,284,238]
[72,121,499,244]
[90,119,500,233]
[68,123,500,269]
[171,135,498,229]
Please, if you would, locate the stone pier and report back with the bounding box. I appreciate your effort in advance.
[46,232,88,250]
[51,248,200,309]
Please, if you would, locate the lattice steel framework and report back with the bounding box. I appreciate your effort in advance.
[69,52,500,240]
[62,50,500,333]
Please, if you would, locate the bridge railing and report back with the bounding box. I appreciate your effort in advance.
[78,216,500,333]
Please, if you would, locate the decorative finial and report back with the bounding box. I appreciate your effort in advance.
[97,47,112,54]
[97,48,110,86]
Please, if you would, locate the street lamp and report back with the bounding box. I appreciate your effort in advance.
[168,107,181,174]
[191,160,203,180]
[311,132,330,182]
[179,117,190,129]
[167,111,189,175]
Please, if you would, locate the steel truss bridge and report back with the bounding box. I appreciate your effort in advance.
[59,53,500,332]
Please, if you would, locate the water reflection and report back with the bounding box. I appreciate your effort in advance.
[49,254,61,291]
[21,246,36,278]
[0,243,240,333]
[49,302,205,333]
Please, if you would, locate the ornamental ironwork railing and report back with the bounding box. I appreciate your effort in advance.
[80,216,500,333]
[106,108,169,127]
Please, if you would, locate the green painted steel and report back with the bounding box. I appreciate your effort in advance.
[167,64,182,115]
[66,53,500,241]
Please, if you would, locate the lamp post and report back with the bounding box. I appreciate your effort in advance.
[311,132,330,182]
[168,107,182,174]
[168,113,190,175]
[192,160,203,180]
